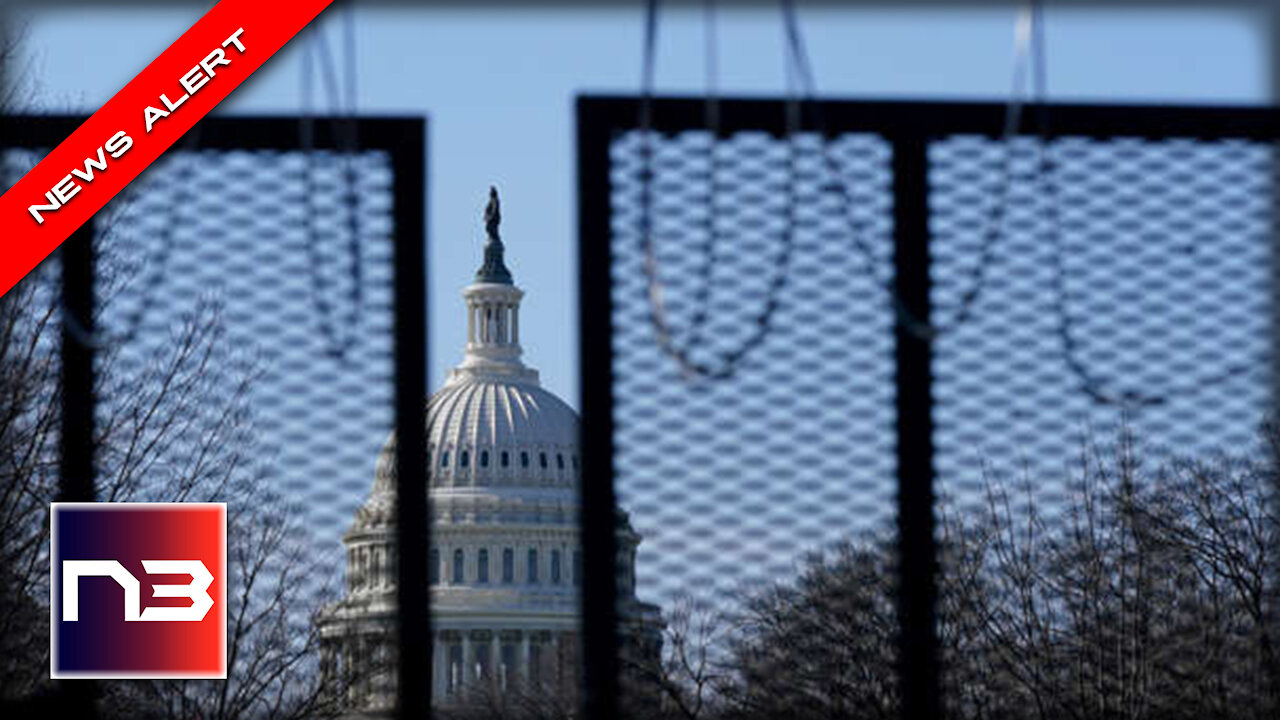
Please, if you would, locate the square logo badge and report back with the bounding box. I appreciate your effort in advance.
[51,503,227,679]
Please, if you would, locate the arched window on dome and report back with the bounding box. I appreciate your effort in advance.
[521,451,530,468]
[501,451,510,467]
[527,548,539,584]
[480,450,489,468]
[551,550,562,584]
[429,549,440,585]
[539,452,548,469]
[460,450,469,468]
[440,451,450,468]
[556,453,565,470]
[572,455,579,472]
[502,548,514,583]
[453,549,464,584]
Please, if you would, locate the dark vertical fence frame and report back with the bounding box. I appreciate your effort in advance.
[889,128,940,720]
[0,114,98,718]
[575,95,1280,720]
[57,225,96,507]
[0,115,427,718]
[56,223,99,719]
[577,97,620,720]
[1270,11,1280,667]
[1269,23,1280,717]
[390,119,430,720]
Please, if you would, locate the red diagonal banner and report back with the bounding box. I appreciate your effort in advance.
[0,0,334,298]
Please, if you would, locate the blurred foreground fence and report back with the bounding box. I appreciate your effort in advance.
[0,115,427,719]
[3,97,1278,720]
[577,97,1280,720]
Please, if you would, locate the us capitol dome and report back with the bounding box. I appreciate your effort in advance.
[318,188,662,717]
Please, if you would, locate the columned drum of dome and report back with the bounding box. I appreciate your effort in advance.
[317,189,662,717]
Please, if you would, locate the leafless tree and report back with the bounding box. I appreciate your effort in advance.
[0,257,345,719]
[933,427,1280,720]
[1142,439,1280,715]
[466,679,580,720]
[724,537,899,720]
[617,591,730,720]
[0,270,61,703]
[711,425,1279,720]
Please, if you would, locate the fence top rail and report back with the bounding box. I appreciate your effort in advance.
[0,114,425,151]
[578,94,1280,141]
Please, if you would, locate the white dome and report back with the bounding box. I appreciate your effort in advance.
[359,276,580,530]
[370,378,580,497]
[427,379,580,480]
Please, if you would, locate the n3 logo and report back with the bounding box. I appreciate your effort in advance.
[62,560,215,622]
[51,503,227,679]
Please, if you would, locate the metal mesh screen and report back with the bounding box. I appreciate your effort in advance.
[601,120,903,718]
[94,145,397,717]
[608,128,898,597]
[579,97,1280,720]
[932,135,1270,473]
[0,117,426,719]
[932,134,1277,719]
[94,146,396,529]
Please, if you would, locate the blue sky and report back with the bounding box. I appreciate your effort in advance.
[8,2,1268,407]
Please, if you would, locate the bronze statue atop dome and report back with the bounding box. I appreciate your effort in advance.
[475,185,513,285]
[485,185,501,241]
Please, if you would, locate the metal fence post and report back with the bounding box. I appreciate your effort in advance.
[577,96,620,720]
[392,119,430,720]
[57,222,98,718]
[891,130,941,720]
